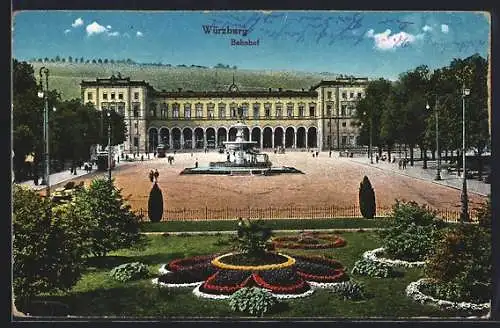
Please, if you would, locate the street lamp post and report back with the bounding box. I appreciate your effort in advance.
[363,111,373,164]
[460,85,470,223]
[107,111,112,182]
[426,96,441,180]
[37,67,50,196]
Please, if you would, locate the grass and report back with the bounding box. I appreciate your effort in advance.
[22,232,471,319]
[139,218,391,232]
[26,62,338,100]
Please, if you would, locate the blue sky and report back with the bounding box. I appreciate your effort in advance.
[12,11,490,80]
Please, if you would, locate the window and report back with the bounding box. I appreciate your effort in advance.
[117,102,125,116]
[341,105,347,116]
[218,103,226,118]
[230,103,237,118]
[118,93,124,100]
[87,92,93,100]
[350,92,354,98]
[208,103,215,119]
[101,102,109,110]
[133,103,140,117]
[134,137,139,147]
[103,92,108,100]
[264,103,271,118]
[350,121,357,127]
[242,103,248,118]
[349,136,354,145]
[196,103,203,118]
[327,91,332,99]
[184,104,191,119]
[326,104,332,117]
[161,103,167,119]
[350,107,356,116]
[276,103,282,118]
[111,92,116,100]
[342,136,347,146]
[357,92,362,98]
[342,122,347,127]
[342,92,347,99]
[134,92,139,100]
[150,103,157,118]
[172,103,179,118]
[298,104,304,118]
[288,103,294,118]
[109,103,116,112]
[134,123,138,134]
[309,104,315,117]
[253,103,260,119]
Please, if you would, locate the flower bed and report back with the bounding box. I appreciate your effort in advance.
[155,252,347,299]
[167,254,217,271]
[363,248,426,268]
[211,252,295,271]
[406,278,490,314]
[272,232,347,249]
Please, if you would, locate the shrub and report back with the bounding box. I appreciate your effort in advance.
[109,262,150,282]
[12,186,86,309]
[425,222,491,303]
[358,176,376,219]
[63,181,75,189]
[331,280,367,300]
[235,218,273,257]
[379,200,445,262]
[228,287,278,317]
[72,178,143,257]
[351,258,400,278]
[147,182,163,223]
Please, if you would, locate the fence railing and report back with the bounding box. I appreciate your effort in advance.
[135,205,477,223]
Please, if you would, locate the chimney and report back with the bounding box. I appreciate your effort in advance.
[278,87,282,92]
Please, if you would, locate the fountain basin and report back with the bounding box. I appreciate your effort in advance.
[180,166,303,175]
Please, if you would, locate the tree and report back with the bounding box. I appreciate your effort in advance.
[80,57,84,63]
[13,186,86,310]
[68,56,73,63]
[92,59,97,64]
[98,58,102,64]
[235,219,273,258]
[72,178,143,257]
[44,57,49,62]
[61,58,66,63]
[55,55,61,62]
[358,176,376,219]
[97,109,127,148]
[148,182,164,222]
[104,58,109,64]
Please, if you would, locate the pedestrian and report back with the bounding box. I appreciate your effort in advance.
[149,170,154,182]
[154,169,159,181]
[329,150,332,158]
[316,151,319,157]
[33,171,39,186]
[195,160,198,168]
[141,155,144,161]
[191,152,193,157]
[375,154,379,163]
[403,159,407,169]
[398,159,402,170]
[312,153,315,158]
[154,151,157,158]
[117,156,120,163]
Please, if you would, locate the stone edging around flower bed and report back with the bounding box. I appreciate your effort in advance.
[192,283,316,300]
[363,247,426,268]
[152,278,203,288]
[158,264,172,275]
[406,278,490,314]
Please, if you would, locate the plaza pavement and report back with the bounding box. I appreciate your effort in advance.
[345,155,490,197]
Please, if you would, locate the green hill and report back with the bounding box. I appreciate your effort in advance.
[26,61,340,100]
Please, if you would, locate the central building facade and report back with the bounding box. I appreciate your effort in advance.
[80,76,368,155]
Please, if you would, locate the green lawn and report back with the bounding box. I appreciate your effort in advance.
[26,232,470,319]
[139,218,391,232]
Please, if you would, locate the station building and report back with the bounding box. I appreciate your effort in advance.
[80,75,368,155]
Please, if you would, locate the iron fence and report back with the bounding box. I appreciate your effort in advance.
[135,205,477,223]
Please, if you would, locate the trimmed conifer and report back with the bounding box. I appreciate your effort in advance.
[359,176,376,219]
[148,182,164,222]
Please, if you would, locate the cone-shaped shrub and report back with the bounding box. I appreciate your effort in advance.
[359,176,376,219]
[148,182,163,222]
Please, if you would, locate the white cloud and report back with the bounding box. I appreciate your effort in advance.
[86,21,108,36]
[107,25,112,29]
[64,29,71,34]
[441,24,449,33]
[136,31,143,37]
[422,25,433,32]
[71,17,84,28]
[365,28,423,51]
[108,31,120,37]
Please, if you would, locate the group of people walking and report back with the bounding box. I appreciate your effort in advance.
[148,169,159,183]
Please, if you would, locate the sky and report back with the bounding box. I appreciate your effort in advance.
[12,11,490,80]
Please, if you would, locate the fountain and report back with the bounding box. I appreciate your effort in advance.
[180,110,303,175]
